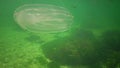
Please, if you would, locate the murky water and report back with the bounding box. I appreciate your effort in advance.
[0,0,120,68]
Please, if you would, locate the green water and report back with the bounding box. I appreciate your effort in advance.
[0,0,120,68]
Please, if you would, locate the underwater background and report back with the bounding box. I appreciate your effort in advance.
[0,0,120,68]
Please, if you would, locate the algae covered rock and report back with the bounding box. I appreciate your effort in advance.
[41,30,102,67]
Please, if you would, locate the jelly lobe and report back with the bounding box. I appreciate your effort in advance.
[14,4,74,33]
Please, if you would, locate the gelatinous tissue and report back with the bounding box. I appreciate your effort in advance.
[14,4,74,33]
